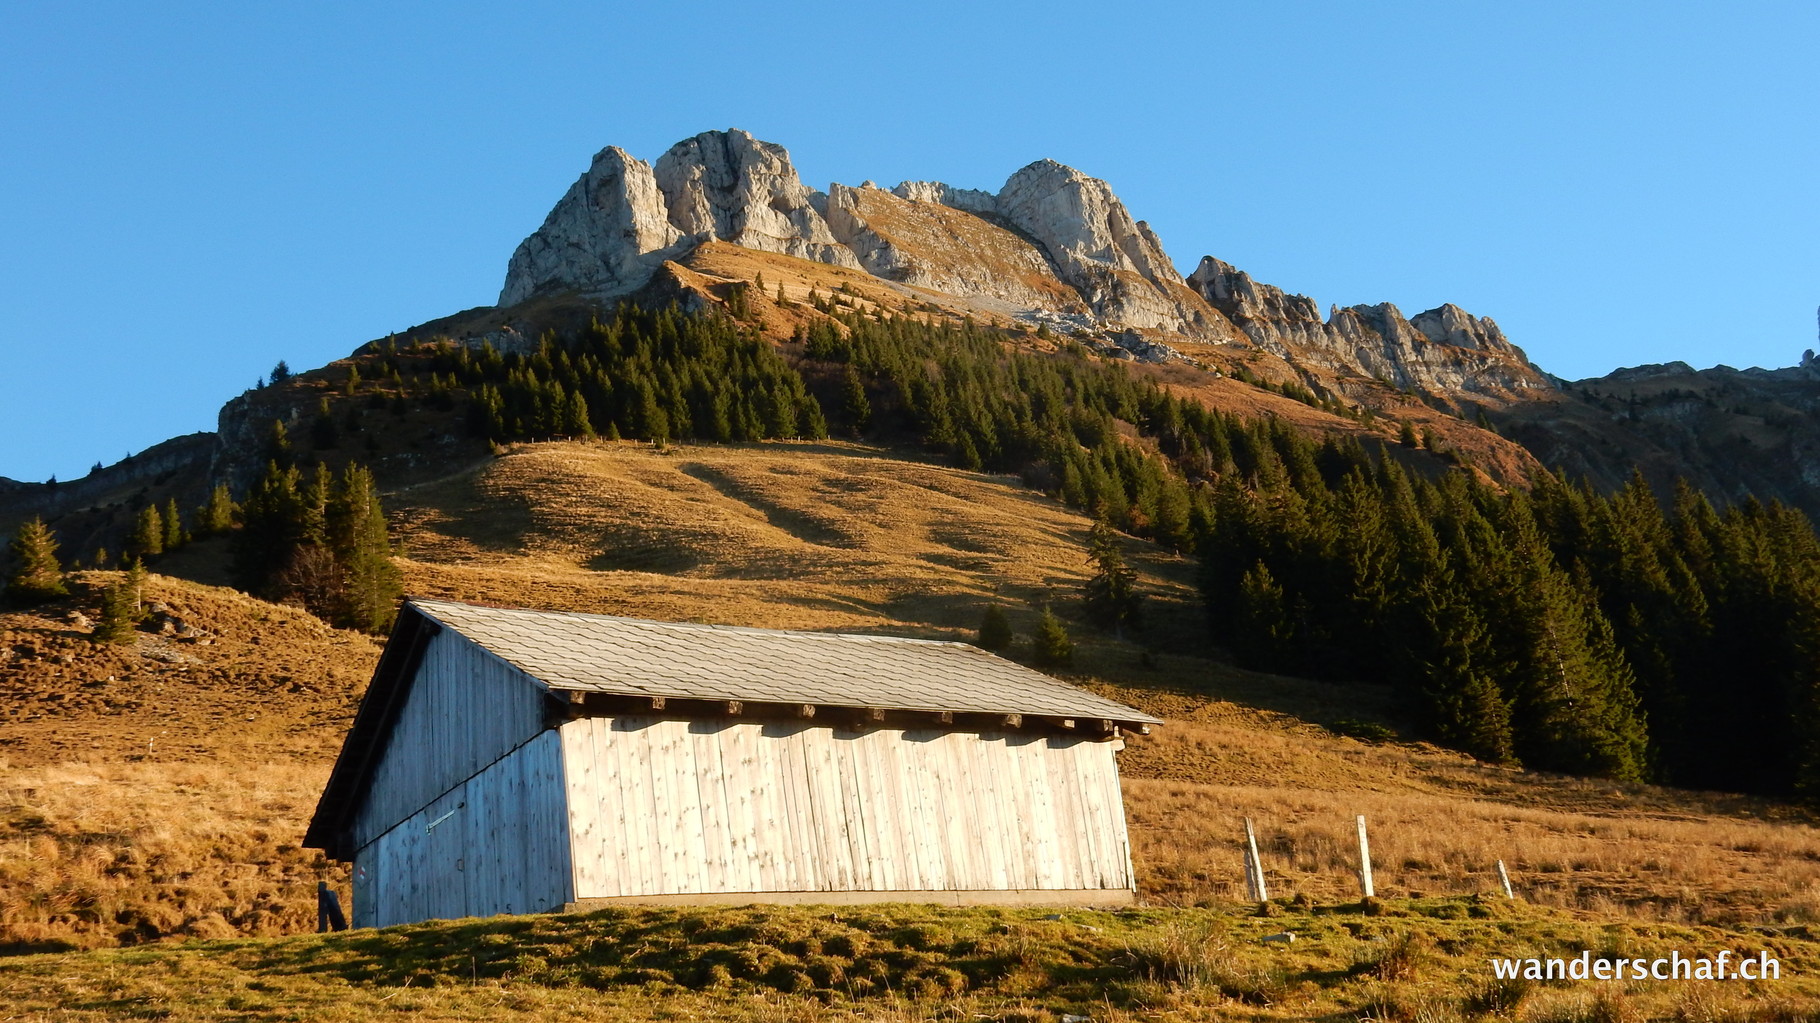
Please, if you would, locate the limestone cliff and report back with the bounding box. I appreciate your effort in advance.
[822,183,1086,314]
[652,129,858,271]
[498,129,1221,336]
[1186,256,1551,399]
[499,147,682,307]
[992,160,1217,332]
[498,128,1553,404]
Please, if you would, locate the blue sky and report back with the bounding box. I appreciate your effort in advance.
[3,2,1816,482]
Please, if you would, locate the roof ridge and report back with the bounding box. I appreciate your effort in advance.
[408,596,982,648]
[402,596,1163,726]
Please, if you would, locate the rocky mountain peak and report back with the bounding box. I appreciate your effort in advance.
[496,128,1550,403]
[992,159,1207,330]
[498,145,682,307]
[651,129,857,270]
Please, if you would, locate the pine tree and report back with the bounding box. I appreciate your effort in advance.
[93,578,138,644]
[196,483,237,536]
[162,498,185,550]
[234,460,304,595]
[1083,517,1142,638]
[128,505,164,559]
[841,365,871,436]
[1031,606,1074,668]
[4,517,67,604]
[327,465,402,633]
[975,605,1014,652]
[311,397,340,449]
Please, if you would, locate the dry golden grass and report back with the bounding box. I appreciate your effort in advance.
[386,439,1207,643]
[1106,678,1820,926]
[7,438,1820,1000]
[0,572,380,766]
[0,758,343,952]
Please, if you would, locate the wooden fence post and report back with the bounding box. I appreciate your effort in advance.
[1243,817,1269,901]
[1355,814,1375,898]
[1496,859,1515,900]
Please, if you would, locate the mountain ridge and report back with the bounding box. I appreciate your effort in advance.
[498,128,1551,406]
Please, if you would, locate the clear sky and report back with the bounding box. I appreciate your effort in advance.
[3,1,1816,483]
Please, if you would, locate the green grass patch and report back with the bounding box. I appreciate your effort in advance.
[3,899,1819,1020]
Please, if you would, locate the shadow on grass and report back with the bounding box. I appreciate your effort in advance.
[239,905,1145,1004]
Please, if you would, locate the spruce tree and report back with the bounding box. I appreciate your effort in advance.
[4,517,67,604]
[1031,606,1074,668]
[128,505,164,559]
[311,397,341,449]
[975,605,1014,652]
[327,465,402,633]
[196,483,237,536]
[234,460,304,595]
[1083,517,1142,638]
[94,561,148,644]
[264,419,294,468]
[841,365,871,436]
[93,579,137,643]
[162,498,185,550]
[1233,561,1294,669]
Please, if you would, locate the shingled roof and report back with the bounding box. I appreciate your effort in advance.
[411,598,1161,726]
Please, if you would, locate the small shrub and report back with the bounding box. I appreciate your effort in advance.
[1331,717,1397,743]
[1463,975,1533,1019]
[1354,931,1428,983]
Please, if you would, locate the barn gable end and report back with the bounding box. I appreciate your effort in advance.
[349,626,553,850]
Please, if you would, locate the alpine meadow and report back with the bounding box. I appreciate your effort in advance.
[6,124,1820,1022]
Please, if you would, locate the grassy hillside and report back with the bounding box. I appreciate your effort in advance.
[6,440,1820,1018]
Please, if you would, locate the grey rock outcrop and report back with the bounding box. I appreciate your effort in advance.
[652,129,858,270]
[823,183,1087,314]
[890,180,999,214]
[499,147,682,307]
[1186,256,1330,357]
[497,130,1220,335]
[495,129,1545,401]
[993,160,1213,331]
[1186,256,1549,398]
[499,130,857,305]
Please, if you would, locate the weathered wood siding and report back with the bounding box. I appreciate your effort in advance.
[559,717,1134,899]
[349,629,548,849]
[352,730,572,928]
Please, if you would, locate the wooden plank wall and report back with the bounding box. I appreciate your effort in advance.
[352,730,573,928]
[559,717,1135,899]
[350,630,549,849]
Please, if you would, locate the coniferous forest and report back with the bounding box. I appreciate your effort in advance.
[13,301,1815,797]
[396,303,1820,797]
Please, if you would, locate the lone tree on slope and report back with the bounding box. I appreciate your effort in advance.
[4,517,68,605]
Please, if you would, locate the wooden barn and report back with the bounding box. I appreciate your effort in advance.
[304,598,1162,928]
